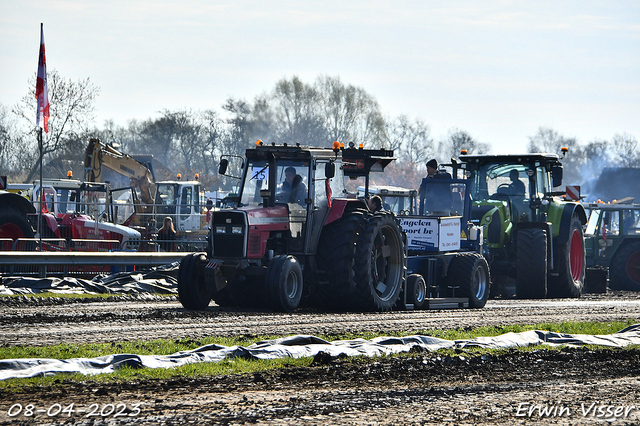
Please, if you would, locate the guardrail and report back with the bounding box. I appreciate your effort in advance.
[0,252,188,278]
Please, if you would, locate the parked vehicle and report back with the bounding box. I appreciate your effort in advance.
[583,201,640,292]
[0,178,140,249]
[454,151,587,299]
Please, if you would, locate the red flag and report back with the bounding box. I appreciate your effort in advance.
[36,23,49,133]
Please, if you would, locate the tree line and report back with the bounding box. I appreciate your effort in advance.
[0,72,637,193]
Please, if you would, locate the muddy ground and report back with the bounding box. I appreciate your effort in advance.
[1,291,640,425]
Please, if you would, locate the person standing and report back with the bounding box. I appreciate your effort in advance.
[157,216,177,251]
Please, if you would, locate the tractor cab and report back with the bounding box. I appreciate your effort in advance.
[459,154,566,248]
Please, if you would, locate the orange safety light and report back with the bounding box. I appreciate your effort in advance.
[195,173,199,180]
[358,143,363,149]
[460,149,468,155]
[332,141,340,153]
[177,173,182,180]
[256,139,263,146]
[340,142,344,149]
[67,170,73,178]
[561,147,568,153]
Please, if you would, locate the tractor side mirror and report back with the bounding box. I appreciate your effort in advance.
[218,159,229,175]
[325,162,335,179]
[551,164,563,188]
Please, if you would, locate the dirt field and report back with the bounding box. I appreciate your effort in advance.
[1,292,640,425]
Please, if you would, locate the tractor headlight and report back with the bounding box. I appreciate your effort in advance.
[231,226,243,234]
[215,226,226,234]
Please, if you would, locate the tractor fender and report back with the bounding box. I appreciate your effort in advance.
[324,199,368,226]
[0,191,36,215]
[42,213,61,237]
[556,203,587,245]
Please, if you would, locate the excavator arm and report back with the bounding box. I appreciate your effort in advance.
[84,138,156,206]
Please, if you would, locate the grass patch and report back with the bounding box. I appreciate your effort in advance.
[1,319,638,390]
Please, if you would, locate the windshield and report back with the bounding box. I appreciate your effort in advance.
[470,163,530,200]
[240,159,310,208]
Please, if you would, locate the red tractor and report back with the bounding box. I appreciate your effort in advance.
[0,179,141,249]
[178,142,406,312]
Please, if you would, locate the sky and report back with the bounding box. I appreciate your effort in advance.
[1,1,639,154]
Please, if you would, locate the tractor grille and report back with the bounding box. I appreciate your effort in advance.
[211,211,246,258]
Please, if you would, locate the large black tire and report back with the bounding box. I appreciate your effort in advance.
[0,208,34,240]
[266,255,303,312]
[446,253,490,308]
[516,228,547,299]
[178,253,211,310]
[315,210,367,310]
[548,215,585,298]
[352,212,405,312]
[609,242,640,291]
[406,274,426,309]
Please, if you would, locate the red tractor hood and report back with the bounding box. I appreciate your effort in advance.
[239,205,290,229]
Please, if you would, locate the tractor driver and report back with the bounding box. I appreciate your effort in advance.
[278,166,308,206]
[507,169,525,196]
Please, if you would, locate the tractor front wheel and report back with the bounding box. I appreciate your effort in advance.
[516,228,547,299]
[178,253,211,310]
[266,255,303,312]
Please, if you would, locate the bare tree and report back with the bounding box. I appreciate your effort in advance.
[385,115,434,166]
[270,77,326,146]
[315,75,385,147]
[610,133,639,167]
[527,127,577,154]
[13,69,99,181]
[440,128,490,161]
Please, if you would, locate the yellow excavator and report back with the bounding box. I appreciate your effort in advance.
[84,138,208,243]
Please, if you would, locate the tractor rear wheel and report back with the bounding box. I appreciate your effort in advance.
[178,253,211,310]
[266,255,303,312]
[548,215,585,298]
[516,228,547,299]
[0,208,34,241]
[609,242,640,291]
[352,212,405,311]
[406,274,426,309]
[316,210,367,310]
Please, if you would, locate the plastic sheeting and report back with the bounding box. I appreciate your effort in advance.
[0,263,179,296]
[2,324,640,381]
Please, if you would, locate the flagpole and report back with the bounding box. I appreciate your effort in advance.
[38,126,43,250]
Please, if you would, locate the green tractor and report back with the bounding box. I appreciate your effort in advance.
[582,201,640,292]
[456,152,587,298]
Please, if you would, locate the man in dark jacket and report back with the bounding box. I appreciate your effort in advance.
[279,166,307,206]
[422,159,453,215]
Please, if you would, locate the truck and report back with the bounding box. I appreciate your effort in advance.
[454,152,587,299]
[582,200,640,292]
[177,141,488,312]
[0,178,141,249]
[84,138,207,242]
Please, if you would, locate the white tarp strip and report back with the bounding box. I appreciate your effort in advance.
[2,325,640,381]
